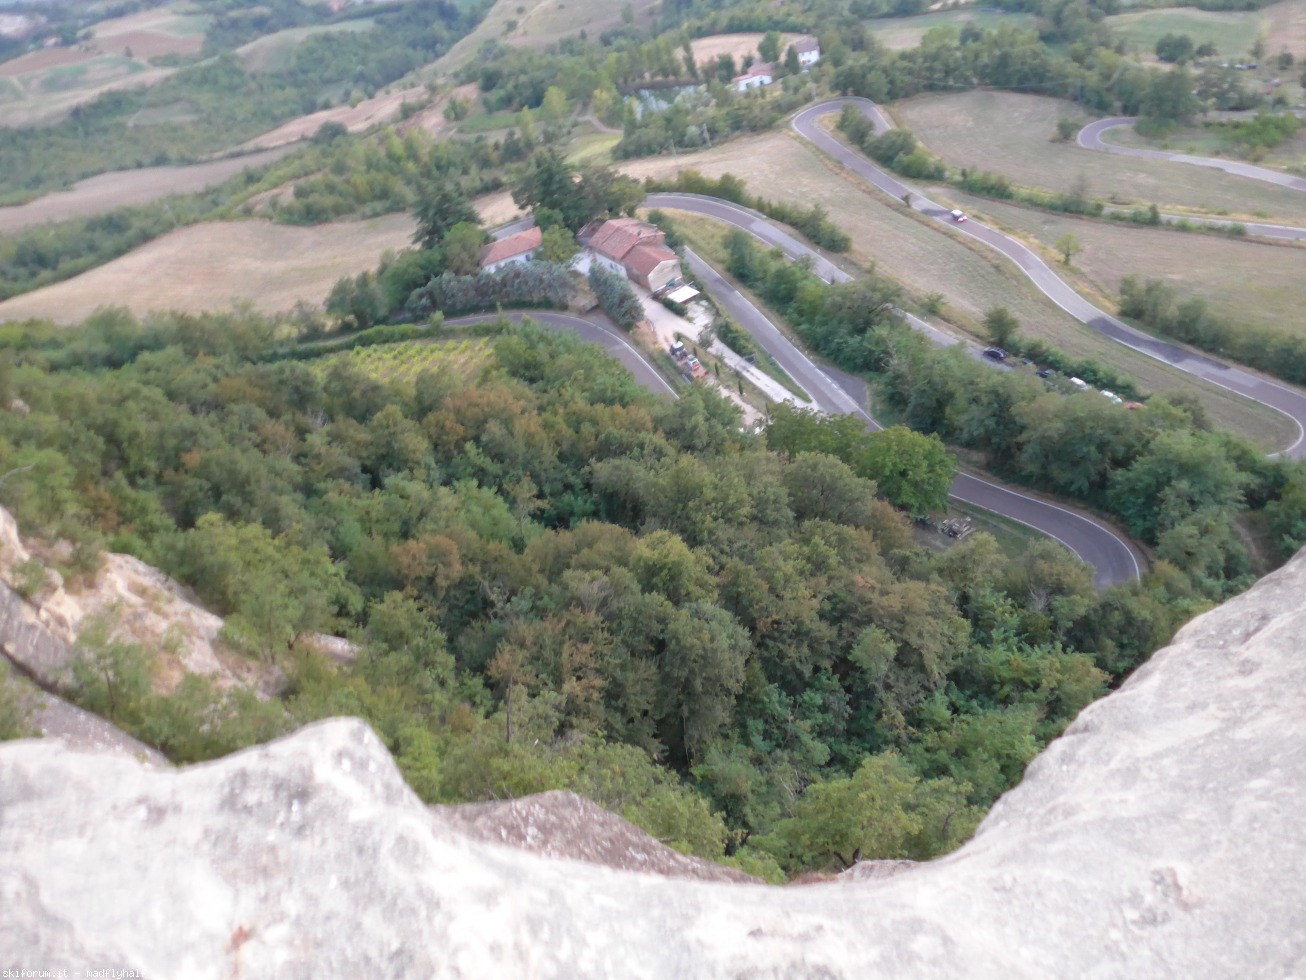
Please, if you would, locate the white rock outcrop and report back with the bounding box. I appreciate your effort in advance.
[3,551,1306,977]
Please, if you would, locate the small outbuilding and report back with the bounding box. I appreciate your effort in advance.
[480,226,543,273]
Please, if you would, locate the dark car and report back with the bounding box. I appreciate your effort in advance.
[983,347,1007,360]
[1037,368,1053,378]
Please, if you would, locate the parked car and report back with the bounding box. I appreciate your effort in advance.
[1037,368,1053,379]
[1069,377,1089,390]
[950,209,967,222]
[983,347,1007,360]
[1100,390,1123,405]
[669,340,687,361]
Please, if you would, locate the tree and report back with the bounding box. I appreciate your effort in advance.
[1141,67,1201,124]
[657,601,749,764]
[982,307,1019,348]
[1055,232,1081,266]
[538,226,579,265]
[588,264,644,329]
[759,31,781,64]
[784,44,801,75]
[856,426,956,515]
[758,753,979,872]
[441,221,488,276]
[1055,117,1078,141]
[539,85,571,142]
[1154,33,1195,65]
[412,179,479,251]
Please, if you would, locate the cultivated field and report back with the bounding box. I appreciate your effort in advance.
[960,194,1306,338]
[0,145,297,234]
[240,86,428,149]
[621,128,1298,448]
[893,90,1306,223]
[1103,7,1261,62]
[426,0,661,77]
[0,214,415,325]
[236,21,375,74]
[864,9,1036,50]
[0,3,206,125]
[311,338,492,385]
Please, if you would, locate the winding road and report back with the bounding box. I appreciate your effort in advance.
[790,98,1306,461]
[1078,117,1306,193]
[484,100,1306,587]
[672,221,1145,590]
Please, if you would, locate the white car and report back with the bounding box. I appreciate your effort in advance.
[950,209,967,222]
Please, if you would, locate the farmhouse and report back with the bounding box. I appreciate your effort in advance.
[579,217,681,292]
[793,37,820,68]
[732,61,774,92]
[480,226,542,273]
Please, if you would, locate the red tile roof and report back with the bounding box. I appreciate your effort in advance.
[624,243,679,283]
[733,61,774,81]
[586,218,664,263]
[480,226,542,267]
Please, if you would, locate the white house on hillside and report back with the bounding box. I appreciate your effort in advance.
[794,37,820,68]
[732,61,774,92]
[480,226,542,273]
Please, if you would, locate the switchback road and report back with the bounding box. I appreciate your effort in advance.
[673,225,1144,589]
[1078,117,1306,194]
[791,98,1306,461]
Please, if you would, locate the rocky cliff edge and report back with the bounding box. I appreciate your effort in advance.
[2,550,1305,977]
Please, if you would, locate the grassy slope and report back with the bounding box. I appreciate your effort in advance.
[1103,7,1260,61]
[864,9,1037,50]
[955,193,1306,339]
[620,127,1298,449]
[892,90,1306,223]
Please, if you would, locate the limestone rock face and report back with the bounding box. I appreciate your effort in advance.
[4,552,1306,977]
[438,790,757,883]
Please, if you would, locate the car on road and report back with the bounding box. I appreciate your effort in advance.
[950,209,967,222]
[983,347,1007,360]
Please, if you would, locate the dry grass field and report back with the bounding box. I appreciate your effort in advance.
[1265,0,1306,55]
[0,214,414,325]
[240,86,428,149]
[688,33,802,67]
[864,9,1036,50]
[893,91,1306,223]
[959,194,1306,338]
[622,129,1299,448]
[0,145,297,234]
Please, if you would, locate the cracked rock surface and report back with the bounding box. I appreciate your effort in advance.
[3,552,1306,977]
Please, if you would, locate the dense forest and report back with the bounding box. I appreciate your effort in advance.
[0,309,1175,878]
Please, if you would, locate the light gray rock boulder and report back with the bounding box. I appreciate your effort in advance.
[3,551,1306,978]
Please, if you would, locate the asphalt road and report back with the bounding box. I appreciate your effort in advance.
[675,230,1144,589]
[448,310,679,397]
[791,98,1306,461]
[1078,117,1306,193]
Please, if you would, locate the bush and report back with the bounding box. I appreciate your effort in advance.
[588,265,644,330]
